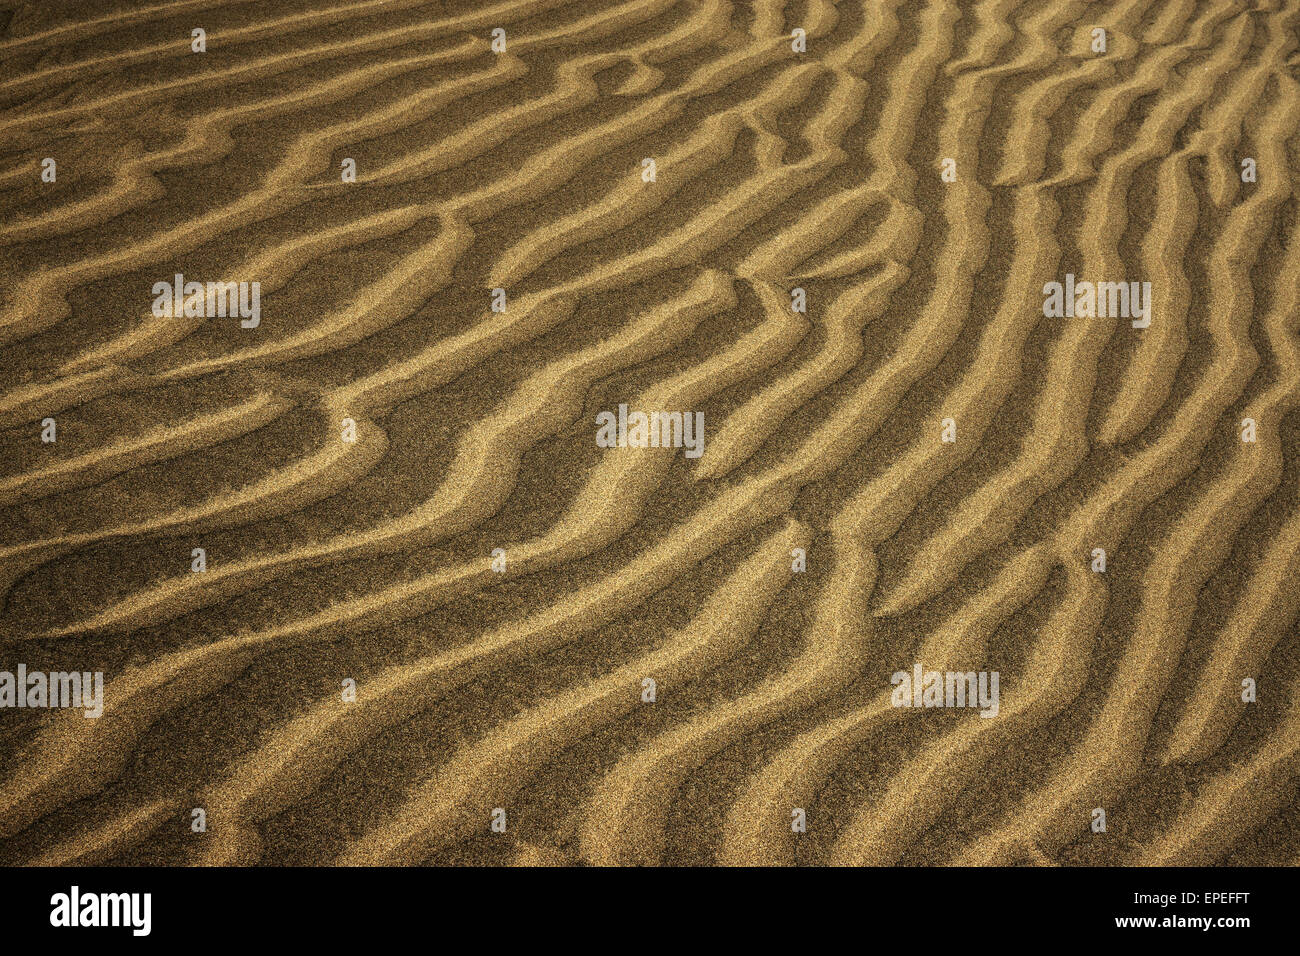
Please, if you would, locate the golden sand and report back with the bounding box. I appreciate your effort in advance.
[0,0,1298,866]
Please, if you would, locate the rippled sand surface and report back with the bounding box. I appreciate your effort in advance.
[1,0,1298,866]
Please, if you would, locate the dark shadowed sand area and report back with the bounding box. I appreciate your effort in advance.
[0,0,1298,866]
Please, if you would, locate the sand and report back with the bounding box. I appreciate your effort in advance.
[0,0,1298,866]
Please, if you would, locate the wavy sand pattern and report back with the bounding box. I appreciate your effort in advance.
[0,0,1298,866]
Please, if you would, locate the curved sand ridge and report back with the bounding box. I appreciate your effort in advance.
[0,0,1297,866]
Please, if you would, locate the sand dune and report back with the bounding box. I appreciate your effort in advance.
[0,0,1297,866]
